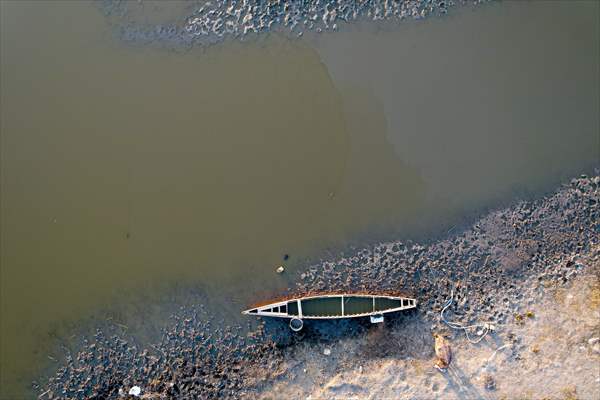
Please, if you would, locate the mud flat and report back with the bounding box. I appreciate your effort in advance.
[96,0,486,47]
[36,172,599,399]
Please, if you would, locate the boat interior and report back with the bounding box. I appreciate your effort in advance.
[245,295,415,318]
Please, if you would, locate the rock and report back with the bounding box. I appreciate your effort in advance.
[128,386,142,397]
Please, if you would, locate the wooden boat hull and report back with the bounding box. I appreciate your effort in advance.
[242,294,416,320]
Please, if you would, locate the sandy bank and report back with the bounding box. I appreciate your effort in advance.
[257,246,600,400]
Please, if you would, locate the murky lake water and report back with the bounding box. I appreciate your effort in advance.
[1,0,598,397]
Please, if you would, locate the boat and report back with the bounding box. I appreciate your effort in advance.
[242,293,417,331]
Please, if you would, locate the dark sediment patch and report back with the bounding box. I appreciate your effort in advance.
[37,170,599,399]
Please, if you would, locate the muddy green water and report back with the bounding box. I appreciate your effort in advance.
[1,1,598,398]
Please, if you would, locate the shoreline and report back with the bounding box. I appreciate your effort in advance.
[38,171,599,399]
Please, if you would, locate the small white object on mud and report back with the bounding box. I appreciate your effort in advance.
[276,266,285,274]
[128,386,141,396]
[323,348,331,356]
[370,314,384,323]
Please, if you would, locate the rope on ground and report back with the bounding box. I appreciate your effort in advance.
[481,343,513,373]
[486,343,512,365]
[440,289,497,344]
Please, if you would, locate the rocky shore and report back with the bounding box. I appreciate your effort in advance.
[96,0,489,47]
[37,172,599,399]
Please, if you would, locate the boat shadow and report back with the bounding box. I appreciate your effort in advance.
[262,308,434,361]
[262,309,508,399]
